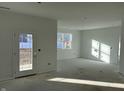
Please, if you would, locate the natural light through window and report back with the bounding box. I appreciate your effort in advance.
[19,34,33,71]
[91,39,111,63]
[118,39,121,57]
[48,77,124,89]
[91,40,99,58]
[100,43,110,63]
[57,32,72,49]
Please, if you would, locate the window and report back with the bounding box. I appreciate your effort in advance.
[57,33,72,49]
[118,41,121,57]
[91,40,99,58]
[117,38,121,62]
[91,39,111,63]
[100,43,110,63]
[57,33,64,49]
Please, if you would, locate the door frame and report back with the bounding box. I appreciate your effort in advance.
[12,32,37,78]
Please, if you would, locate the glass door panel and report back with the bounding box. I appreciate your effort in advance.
[19,34,33,71]
[13,32,37,78]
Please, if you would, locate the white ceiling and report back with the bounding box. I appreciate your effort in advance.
[0,2,123,30]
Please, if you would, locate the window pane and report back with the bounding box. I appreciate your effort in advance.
[64,41,72,49]
[19,33,33,71]
[64,33,72,41]
[57,33,64,42]
[92,48,99,58]
[57,41,64,49]
[57,33,64,49]
[100,52,110,63]
[64,33,72,49]
[92,40,99,50]
[101,43,110,55]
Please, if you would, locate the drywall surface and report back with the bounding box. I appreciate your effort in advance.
[80,27,121,64]
[57,28,80,60]
[0,10,57,81]
[119,20,124,74]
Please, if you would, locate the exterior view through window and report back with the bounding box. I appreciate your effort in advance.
[91,39,111,63]
[91,40,99,58]
[57,32,72,49]
[19,33,33,71]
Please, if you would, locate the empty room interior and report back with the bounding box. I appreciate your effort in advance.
[0,2,124,91]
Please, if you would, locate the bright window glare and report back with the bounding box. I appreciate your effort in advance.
[48,77,124,89]
[101,43,110,55]
[92,40,99,49]
[92,48,99,58]
[91,40,100,58]
[100,52,110,63]
[91,39,111,63]
[100,43,110,63]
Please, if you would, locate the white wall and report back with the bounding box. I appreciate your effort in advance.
[57,28,80,60]
[119,19,124,74]
[0,10,57,81]
[80,27,121,64]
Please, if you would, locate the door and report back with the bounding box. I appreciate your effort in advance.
[13,32,37,77]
